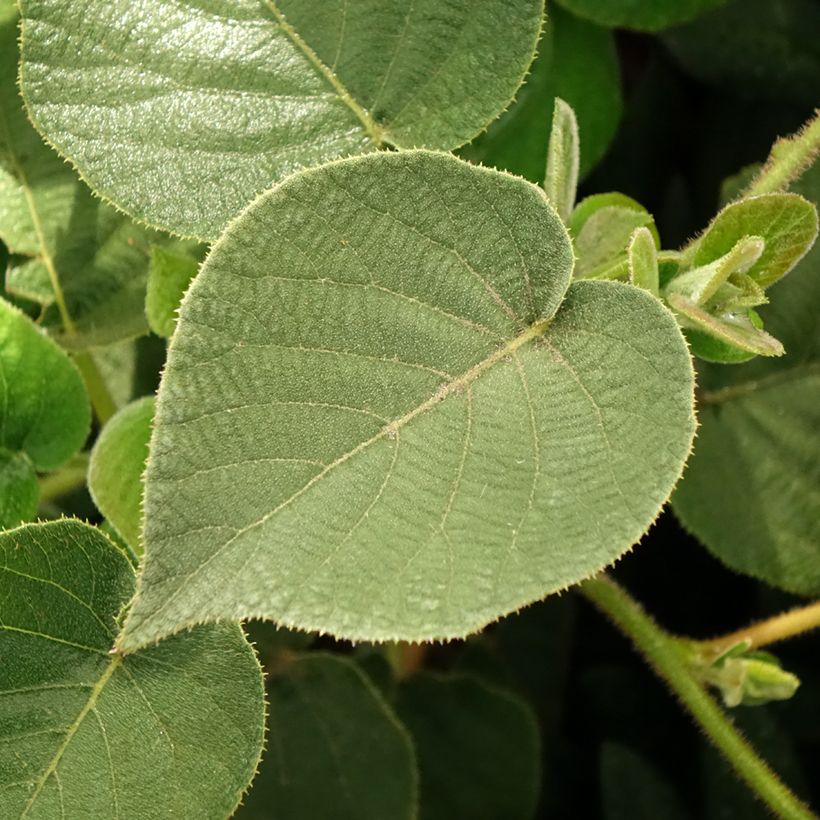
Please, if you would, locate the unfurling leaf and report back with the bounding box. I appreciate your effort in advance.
[19,0,544,239]
[544,97,580,223]
[0,298,90,528]
[0,519,265,819]
[628,227,659,297]
[118,150,695,652]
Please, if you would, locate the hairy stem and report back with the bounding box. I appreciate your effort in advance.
[73,352,118,424]
[578,575,817,820]
[742,109,820,198]
[38,453,89,503]
[695,601,820,655]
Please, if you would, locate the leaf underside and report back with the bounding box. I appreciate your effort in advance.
[119,151,696,650]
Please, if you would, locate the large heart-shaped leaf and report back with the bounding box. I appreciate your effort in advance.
[119,150,696,651]
[0,298,89,528]
[0,1,185,351]
[0,519,265,819]
[18,0,543,240]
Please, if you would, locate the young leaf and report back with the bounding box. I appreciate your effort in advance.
[0,519,265,819]
[544,98,580,223]
[88,397,155,553]
[0,298,90,528]
[0,1,183,350]
[628,227,659,297]
[570,193,659,279]
[19,0,544,240]
[237,653,416,820]
[119,150,695,651]
[461,5,622,181]
[554,0,730,31]
[146,246,202,338]
[673,164,820,594]
[395,673,540,820]
[689,193,818,289]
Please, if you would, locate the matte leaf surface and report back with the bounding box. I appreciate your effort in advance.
[674,166,820,594]
[0,298,90,528]
[0,1,184,350]
[19,0,543,239]
[237,653,416,820]
[395,673,540,820]
[554,0,729,31]
[88,397,155,552]
[121,151,696,650]
[461,5,621,181]
[146,246,202,338]
[0,520,265,819]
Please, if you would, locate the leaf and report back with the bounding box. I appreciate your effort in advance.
[689,193,818,289]
[395,673,540,820]
[570,193,659,279]
[599,742,691,820]
[628,227,659,297]
[119,150,696,651]
[146,245,202,338]
[0,1,181,351]
[0,519,265,819]
[555,0,731,31]
[663,0,820,107]
[0,450,39,529]
[673,164,820,594]
[88,397,154,553]
[0,298,90,528]
[544,98,580,223]
[19,0,544,240]
[460,5,622,181]
[236,653,416,820]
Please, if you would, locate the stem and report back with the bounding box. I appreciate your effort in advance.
[578,575,817,820]
[696,601,820,656]
[72,352,118,424]
[383,642,426,679]
[38,453,89,503]
[742,110,820,198]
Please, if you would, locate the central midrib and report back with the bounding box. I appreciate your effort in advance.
[121,314,554,649]
[264,1,385,146]
[20,654,123,817]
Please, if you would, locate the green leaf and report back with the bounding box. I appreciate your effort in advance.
[146,246,202,338]
[689,193,818,289]
[673,166,820,594]
[0,450,39,529]
[460,5,621,181]
[0,297,90,528]
[555,0,730,31]
[0,1,181,351]
[663,0,820,108]
[0,519,265,819]
[599,742,691,820]
[19,0,544,240]
[89,397,154,553]
[544,98,580,223]
[237,653,416,820]
[628,227,659,297]
[119,150,695,651]
[570,193,659,279]
[395,673,540,820]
